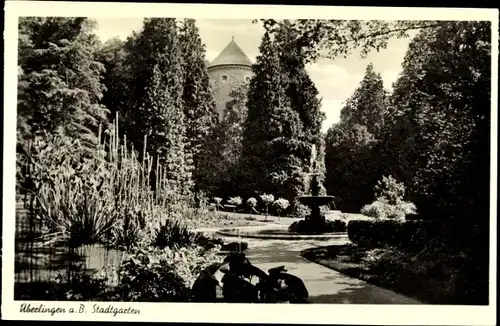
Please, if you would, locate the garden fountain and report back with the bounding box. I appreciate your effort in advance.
[288,145,337,234]
[215,145,346,240]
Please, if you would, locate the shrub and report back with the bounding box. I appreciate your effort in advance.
[167,201,219,229]
[24,134,118,248]
[361,176,417,220]
[260,194,275,218]
[361,198,417,220]
[288,219,346,233]
[108,207,145,250]
[327,219,348,232]
[374,175,405,205]
[213,197,222,205]
[227,196,242,207]
[153,219,203,249]
[246,197,258,215]
[246,197,257,209]
[319,205,329,215]
[113,246,222,302]
[294,203,311,219]
[273,198,290,217]
[347,219,440,250]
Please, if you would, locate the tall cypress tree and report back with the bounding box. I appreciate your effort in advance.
[273,21,327,194]
[340,63,388,136]
[124,18,192,197]
[178,19,218,196]
[241,29,317,202]
[323,63,388,210]
[274,20,325,145]
[240,31,288,197]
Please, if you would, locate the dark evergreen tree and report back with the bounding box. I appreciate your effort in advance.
[178,19,219,197]
[323,63,388,210]
[200,83,248,197]
[241,27,323,202]
[274,21,326,193]
[17,17,108,144]
[123,18,192,197]
[240,31,290,198]
[97,37,130,125]
[339,63,388,136]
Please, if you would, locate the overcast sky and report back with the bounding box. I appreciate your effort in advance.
[94,18,415,131]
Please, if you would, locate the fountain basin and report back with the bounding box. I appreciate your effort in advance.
[215,227,348,241]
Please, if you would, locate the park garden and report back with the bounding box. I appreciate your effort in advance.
[14,17,491,304]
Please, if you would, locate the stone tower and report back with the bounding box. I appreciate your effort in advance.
[207,37,253,120]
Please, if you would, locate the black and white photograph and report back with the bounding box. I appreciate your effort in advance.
[2,1,498,325]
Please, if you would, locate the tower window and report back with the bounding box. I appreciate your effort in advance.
[245,76,251,82]
[221,75,228,82]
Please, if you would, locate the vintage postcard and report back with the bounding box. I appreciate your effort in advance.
[2,1,498,325]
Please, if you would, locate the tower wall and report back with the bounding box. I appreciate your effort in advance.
[208,64,252,120]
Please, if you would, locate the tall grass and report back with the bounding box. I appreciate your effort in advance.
[19,113,188,249]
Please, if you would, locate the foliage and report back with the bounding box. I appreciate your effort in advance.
[347,219,440,250]
[240,31,289,196]
[360,175,417,220]
[339,63,388,136]
[14,265,112,301]
[246,197,257,208]
[18,115,197,250]
[202,83,249,198]
[303,241,485,304]
[324,62,388,212]
[378,21,491,227]
[21,133,116,247]
[289,219,346,233]
[275,20,326,145]
[294,203,311,219]
[113,246,222,301]
[96,37,130,123]
[325,122,378,211]
[260,194,275,206]
[273,197,290,216]
[358,237,487,304]
[374,175,405,205]
[121,18,193,198]
[255,19,440,63]
[17,17,108,143]
[240,24,325,202]
[153,219,203,249]
[178,19,219,195]
[360,198,417,220]
[273,198,290,211]
[227,196,243,207]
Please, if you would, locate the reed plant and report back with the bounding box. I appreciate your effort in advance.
[19,113,192,250]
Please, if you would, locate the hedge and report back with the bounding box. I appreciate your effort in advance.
[347,219,442,250]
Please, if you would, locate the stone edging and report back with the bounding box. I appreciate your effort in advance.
[215,227,348,241]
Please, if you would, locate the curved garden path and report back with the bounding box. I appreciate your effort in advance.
[202,213,423,304]
[243,237,422,304]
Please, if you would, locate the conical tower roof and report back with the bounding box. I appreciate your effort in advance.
[209,37,252,68]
